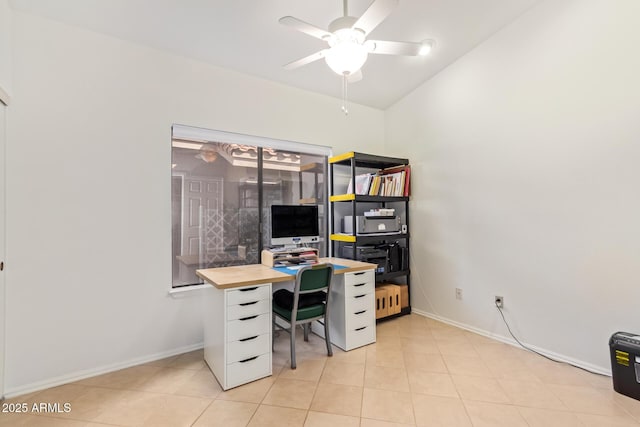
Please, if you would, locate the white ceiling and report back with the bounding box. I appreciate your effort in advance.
[11,0,539,109]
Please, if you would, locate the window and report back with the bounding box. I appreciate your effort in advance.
[171,125,330,287]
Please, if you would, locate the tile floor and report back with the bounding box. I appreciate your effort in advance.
[2,314,639,426]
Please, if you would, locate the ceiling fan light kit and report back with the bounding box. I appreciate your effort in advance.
[279,0,434,113]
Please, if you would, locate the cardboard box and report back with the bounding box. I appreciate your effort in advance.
[375,287,388,319]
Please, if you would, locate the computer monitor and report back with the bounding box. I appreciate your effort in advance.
[270,205,320,247]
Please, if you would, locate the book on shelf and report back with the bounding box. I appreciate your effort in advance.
[345,165,410,197]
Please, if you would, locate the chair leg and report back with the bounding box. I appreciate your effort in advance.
[324,318,333,357]
[290,322,297,369]
[303,323,309,342]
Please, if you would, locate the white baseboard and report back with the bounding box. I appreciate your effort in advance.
[5,342,204,398]
[411,308,611,376]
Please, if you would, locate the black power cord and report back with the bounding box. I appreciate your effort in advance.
[495,301,609,377]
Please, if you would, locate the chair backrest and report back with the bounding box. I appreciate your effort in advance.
[297,263,334,294]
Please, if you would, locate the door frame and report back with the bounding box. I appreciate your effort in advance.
[0,86,9,400]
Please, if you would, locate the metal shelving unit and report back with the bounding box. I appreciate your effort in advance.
[329,151,411,319]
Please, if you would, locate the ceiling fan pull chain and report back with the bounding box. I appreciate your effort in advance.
[341,74,349,115]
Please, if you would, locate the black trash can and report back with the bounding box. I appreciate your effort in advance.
[609,332,640,401]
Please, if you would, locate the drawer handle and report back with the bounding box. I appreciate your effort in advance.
[353,283,366,287]
[239,301,258,306]
[239,287,258,292]
[355,326,367,331]
[354,272,365,276]
[239,335,258,342]
[354,310,366,315]
[239,315,258,321]
[239,356,259,363]
[354,294,366,299]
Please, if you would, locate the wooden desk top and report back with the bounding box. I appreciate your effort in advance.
[196,257,376,290]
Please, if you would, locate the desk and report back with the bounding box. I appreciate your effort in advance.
[196,258,376,390]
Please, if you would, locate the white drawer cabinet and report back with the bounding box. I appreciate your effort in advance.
[204,283,272,390]
[312,270,376,351]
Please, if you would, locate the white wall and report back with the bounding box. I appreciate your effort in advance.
[0,0,12,95]
[386,0,640,372]
[6,11,384,395]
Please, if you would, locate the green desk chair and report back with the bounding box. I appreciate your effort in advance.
[272,263,334,369]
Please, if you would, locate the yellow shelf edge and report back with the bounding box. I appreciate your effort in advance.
[329,151,355,164]
[330,234,357,242]
[330,194,356,202]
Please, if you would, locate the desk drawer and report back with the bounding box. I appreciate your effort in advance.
[343,270,374,286]
[347,292,374,313]
[346,308,375,330]
[227,333,270,364]
[227,299,270,321]
[227,313,270,342]
[343,279,374,297]
[227,285,271,306]
[345,323,376,349]
[226,352,271,389]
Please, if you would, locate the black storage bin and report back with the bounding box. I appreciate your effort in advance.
[609,332,640,401]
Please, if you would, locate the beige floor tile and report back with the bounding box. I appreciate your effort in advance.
[192,399,257,427]
[526,359,593,387]
[262,378,317,409]
[374,335,403,351]
[361,388,415,425]
[360,418,416,427]
[483,357,541,382]
[430,328,467,341]
[87,389,166,426]
[442,354,492,378]
[173,367,223,398]
[133,367,199,393]
[463,400,528,427]
[403,352,448,374]
[0,414,96,426]
[327,346,367,365]
[398,325,433,339]
[43,386,122,421]
[548,383,630,416]
[517,407,584,427]
[408,371,458,398]
[498,378,567,410]
[451,375,510,403]
[217,376,276,403]
[364,365,410,392]
[309,383,362,417]
[168,350,207,370]
[140,394,212,427]
[464,331,504,346]
[278,358,327,382]
[247,404,307,427]
[366,348,406,368]
[436,339,479,356]
[376,319,402,337]
[303,411,360,427]
[76,365,161,390]
[320,361,365,386]
[602,388,640,421]
[576,412,640,426]
[400,337,440,355]
[411,394,471,427]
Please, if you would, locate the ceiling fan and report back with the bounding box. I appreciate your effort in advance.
[279,0,434,85]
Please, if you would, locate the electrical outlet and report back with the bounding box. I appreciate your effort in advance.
[456,288,462,300]
[495,296,504,308]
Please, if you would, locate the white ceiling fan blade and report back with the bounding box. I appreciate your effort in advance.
[365,39,422,56]
[347,70,363,83]
[283,50,328,70]
[279,16,333,41]
[352,0,398,36]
